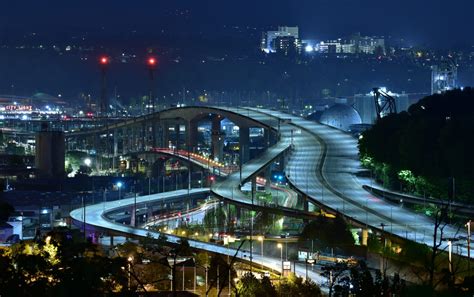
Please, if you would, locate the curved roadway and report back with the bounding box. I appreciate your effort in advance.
[70,189,327,286]
[248,108,472,258]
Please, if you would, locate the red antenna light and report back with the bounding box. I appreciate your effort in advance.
[99,56,109,65]
[147,57,157,66]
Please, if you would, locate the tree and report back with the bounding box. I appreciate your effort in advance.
[277,273,322,297]
[359,88,474,203]
[171,239,192,296]
[300,214,354,252]
[322,262,350,297]
[0,229,128,297]
[207,253,237,295]
[236,272,276,297]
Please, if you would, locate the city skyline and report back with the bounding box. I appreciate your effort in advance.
[1,0,473,48]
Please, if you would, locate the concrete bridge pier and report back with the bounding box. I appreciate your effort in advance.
[130,206,136,228]
[174,123,180,150]
[211,115,224,161]
[140,122,147,151]
[162,123,170,149]
[303,196,309,212]
[264,166,272,192]
[239,125,250,163]
[251,177,257,202]
[186,119,199,153]
[361,228,369,246]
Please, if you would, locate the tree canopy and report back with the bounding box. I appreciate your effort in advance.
[359,88,474,202]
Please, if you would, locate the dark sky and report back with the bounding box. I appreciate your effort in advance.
[1,0,473,47]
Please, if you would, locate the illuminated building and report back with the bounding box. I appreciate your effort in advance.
[261,26,300,53]
[431,61,457,94]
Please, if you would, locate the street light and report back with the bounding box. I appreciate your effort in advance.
[117,182,123,200]
[257,236,264,270]
[306,258,315,280]
[448,240,453,274]
[84,158,92,167]
[127,256,133,290]
[225,235,235,296]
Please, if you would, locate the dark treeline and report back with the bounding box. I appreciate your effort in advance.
[359,88,474,203]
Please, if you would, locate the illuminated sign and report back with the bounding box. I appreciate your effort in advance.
[5,105,32,111]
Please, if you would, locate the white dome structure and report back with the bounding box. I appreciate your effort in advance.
[319,103,362,131]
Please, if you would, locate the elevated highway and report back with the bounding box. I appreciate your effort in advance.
[70,189,327,285]
[248,108,472,258]
[71,103,473,280]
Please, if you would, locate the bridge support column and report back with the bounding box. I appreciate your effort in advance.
[361,229,369,246]
[265,167,272,192]
[264,128,271,149]
[141,122,147,151]
[186,119,199,152]
[162,123,169,148]
[130,204,136,227]
[239,125,250,163]
[278,151,288,172]
[151,120,158,148]
[110,235,114,247]
[122,128,129,154]
[174,124,180,150]
[211,116,223,161]
[251,177,257,198]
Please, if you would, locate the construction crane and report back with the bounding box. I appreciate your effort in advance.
[373,87,397,120]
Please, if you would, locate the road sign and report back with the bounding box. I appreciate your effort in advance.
[283,261,291,270]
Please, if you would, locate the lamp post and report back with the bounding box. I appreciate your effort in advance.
[117,181,123,200]
[127,256,133,291]
[306,258,315,280]
[225,235,235,296]
[258,236,264,270]
[277,243,283,277]
[466,220,471,276]
[448,240,453,274]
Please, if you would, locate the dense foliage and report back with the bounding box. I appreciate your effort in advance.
[359,88,474,202]
[0,229,128,297]
[235,272,322,297]
[300,214,354,251]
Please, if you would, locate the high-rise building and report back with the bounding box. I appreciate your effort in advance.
[431,61,457,94]
[272,36,298,56]
[261,26,300,53]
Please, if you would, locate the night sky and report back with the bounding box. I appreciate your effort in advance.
[1,0,472,47]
